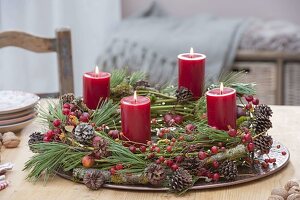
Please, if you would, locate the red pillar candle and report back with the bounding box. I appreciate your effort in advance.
[121,91,151,145]
[178,48,206,98]
[206,83,237,130]
[83,66,110,109]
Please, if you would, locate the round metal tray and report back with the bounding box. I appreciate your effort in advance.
[56,140,289,191]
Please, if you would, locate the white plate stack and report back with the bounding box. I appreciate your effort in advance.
[0,91,39,132]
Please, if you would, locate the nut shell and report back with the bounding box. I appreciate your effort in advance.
[2,132,20,148]
[287,194,300,200]
[271,187,289,199]
[285,180,300,191]
[268,195,284,200]
[288,186,300,196]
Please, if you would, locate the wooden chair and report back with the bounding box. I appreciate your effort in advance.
[0,28,74,97]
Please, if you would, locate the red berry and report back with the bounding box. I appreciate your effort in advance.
[139,145,146,153]
[159,156,165,162]
[115,164,123,170]
[206,171,213,178]
[282,151,287,156]
[264,158,270,163]
[276,145,281,149]
[178,136,184,141]
[175,156,184,163]
[211,146,219,154]
[212,160,219,169]
[245,103,253,110]
[198,151,207,160]
[212,173,220,181]
[43,136,50,142]
[46,130,54,136]
[247,142,255,152]
[269,158,276,163]
[108,130,119,139]
[171,138,176,142]
[158,131,164,138]
[244,133,252,142]
[163,113,173,125]
[261,162,268,169]
[147,141,152,146]
[147,153,155,159]
[252,98,259,105]
[245,95,253,102]
[110,167,116,175]
[62,108,70,115]
[227,129,237,137]
[63,103,71,109]
[171,164,179,171]
[155,147,160,153]
[166,146,172,153]
[82,155,94,168]
[217,142,223,147]
[221,147,226,151]
[185,124,196,134]
[156,159,161,164]
[165,159,174,167]
[52,119,61,127]
[173,115,184,125]
[129,145,137,153]
[79,112,90,122]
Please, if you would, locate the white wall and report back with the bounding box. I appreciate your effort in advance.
[0,0,121,96]
[122,0,300,25]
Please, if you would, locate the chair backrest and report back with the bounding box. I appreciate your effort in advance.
[0,28,74,97]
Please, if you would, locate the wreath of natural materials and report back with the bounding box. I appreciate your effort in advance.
[24,70,280,194]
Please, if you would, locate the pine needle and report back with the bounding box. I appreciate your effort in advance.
[24,143,88,182]
[129,71,146,86]
[110,68,127,88]
[91,100,120,127]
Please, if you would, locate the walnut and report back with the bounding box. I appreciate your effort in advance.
[268,195,284,200]
[271,187,289,199]
[285,180,300,191]
[287,194,300,200]
[2,132,20,148]
[288,186,300,196]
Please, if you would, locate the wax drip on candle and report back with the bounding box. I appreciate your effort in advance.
[190,47,194,58]
[220,82,224,95]
[94,66,100,77]
[134,91,137,103]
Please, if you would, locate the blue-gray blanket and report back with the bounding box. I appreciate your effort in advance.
[97,14,249,85]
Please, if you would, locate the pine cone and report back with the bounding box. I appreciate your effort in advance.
[180,157,204,175]
[74,123,94,143]
[176,87,193,103]
[92,136,110,159]
[145,164,166,186]
[219,160,238,181]
[60,93,75,104]
[83,170,105,190]
[134,80,150,89]
[254,135,273,154]
[28,132,44,152]
[253,116,272,134]
[170,168,193,192]
[254,104,273,119]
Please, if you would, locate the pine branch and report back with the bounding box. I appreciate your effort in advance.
[129,71,147,86]
[110,68,127,88]
[91,100,120,127]
[37,100,66,128]
[24,143,88,182]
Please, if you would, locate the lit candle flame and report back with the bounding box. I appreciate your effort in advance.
[190,47,194,58]
[94,66,100,77]
[220,82,224,95]
[134,91,137,103]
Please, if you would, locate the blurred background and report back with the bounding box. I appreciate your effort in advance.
[1,0,300,105]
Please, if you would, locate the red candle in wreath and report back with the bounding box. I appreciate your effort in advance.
[178,48,206,98]
[121,91,151,145]
[206,83,237,130]
[83,66,110,109]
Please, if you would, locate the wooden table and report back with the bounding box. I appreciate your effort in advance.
[1,104,300,200]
